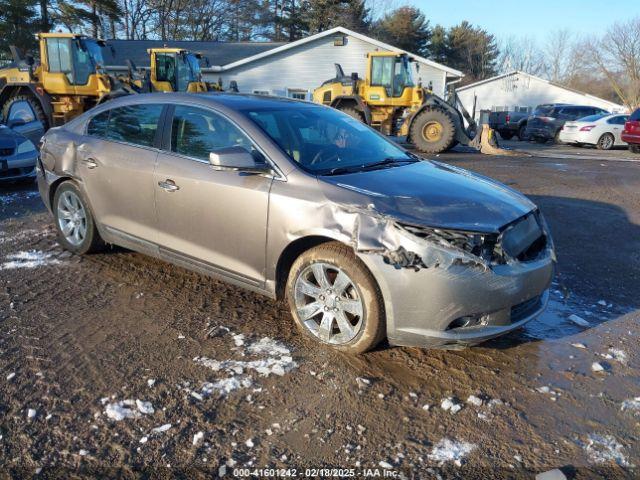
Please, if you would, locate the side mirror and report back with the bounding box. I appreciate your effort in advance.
[209,146,269,173]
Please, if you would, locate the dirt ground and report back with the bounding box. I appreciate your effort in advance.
[1,150,639,479]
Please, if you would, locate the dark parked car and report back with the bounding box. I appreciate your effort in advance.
[525,104,610,143]
[621,108,640,154]
[488,110,529,141]
[0,124,39,183]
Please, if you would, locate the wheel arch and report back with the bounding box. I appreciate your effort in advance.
[0,83,53,127]
[275,235,337,300]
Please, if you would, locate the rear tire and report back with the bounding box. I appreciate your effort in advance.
[597,133,614,150]
[518,124,529,141]
[286,242,385,354]
[410,108,456,154]
[1,94,48,130]
[53,181,104,255]
[630,145,640,154]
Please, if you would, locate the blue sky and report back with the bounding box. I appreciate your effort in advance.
[408,0,639,42]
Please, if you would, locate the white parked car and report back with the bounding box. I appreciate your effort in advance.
[559,113,629,150]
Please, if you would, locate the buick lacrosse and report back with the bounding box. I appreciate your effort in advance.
[37,93,554,353]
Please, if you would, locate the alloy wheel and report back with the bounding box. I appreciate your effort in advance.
[57,190,87,247]
[293,262,364,345]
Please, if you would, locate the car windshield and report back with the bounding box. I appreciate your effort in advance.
[240,104,416,175]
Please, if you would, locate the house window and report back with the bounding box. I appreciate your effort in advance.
[513,106,532,113]
[287,89,308,100]
[333,36,346,46]
[253,90,270,96]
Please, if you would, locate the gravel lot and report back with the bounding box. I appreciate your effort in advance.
[1,150,639,478]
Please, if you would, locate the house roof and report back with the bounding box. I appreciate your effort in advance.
[103,27,463,78]
[457,70,624,109]
[103,39,285,69]
[220,27,464,78]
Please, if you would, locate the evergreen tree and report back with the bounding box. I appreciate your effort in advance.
[0,0,39,61]
[373,6,431,56]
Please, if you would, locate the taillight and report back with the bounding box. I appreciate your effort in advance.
[506,114,511,122]
[539,116,554,122]
[580,125,596,131]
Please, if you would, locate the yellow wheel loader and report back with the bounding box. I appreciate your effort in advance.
[313,52,497,154]
[120,48,238,94]
[0,33,134,130]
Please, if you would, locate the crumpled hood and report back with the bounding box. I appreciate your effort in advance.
[0,126,20,151]
[320,160,536,233]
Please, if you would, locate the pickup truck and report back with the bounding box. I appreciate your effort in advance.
[488,111,529,140]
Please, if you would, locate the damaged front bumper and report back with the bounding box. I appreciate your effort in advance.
[342,207,555,348]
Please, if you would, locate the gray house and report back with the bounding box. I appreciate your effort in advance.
[104,27,463,99]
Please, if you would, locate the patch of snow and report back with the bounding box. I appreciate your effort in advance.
[193,431,204,446]
[201,376,253,397]
[467,395,483,407]
[621,397,640,413]
[568,314,589,327]
[232,334,245,346]
[152,424,171,434]
[79,449,88,456]
[441,397,462,414]
[139,436,148,444]
[597,300,607,306]
[591,362,605,373]
[135,400,154,415]
[1,251,61,270]
[582,433,630,467]
[571,343,587,349]
[147,379,156,387]
[428,438,476,466]
[245,438,254,448]
[378,461,393,469]
[27,408,37,419]
[606,348,627,364]
[6,372,15,381]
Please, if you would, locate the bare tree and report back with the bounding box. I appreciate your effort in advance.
[497,35,545,75]
[591,16,640,110]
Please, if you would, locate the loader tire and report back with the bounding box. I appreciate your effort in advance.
[1,94,49,130]
[410,108,456,154]
[338,106,364,123]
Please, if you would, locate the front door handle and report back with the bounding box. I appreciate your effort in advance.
[83,157,98,169]
[158,179,179,192]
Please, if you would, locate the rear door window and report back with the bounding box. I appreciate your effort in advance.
[105,104,163,147]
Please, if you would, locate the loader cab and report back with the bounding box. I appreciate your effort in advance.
[367,53,415,99]
[151,49,205,92]
[41,34,107,87]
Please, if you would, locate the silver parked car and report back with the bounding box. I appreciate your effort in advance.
[37,93,555,353]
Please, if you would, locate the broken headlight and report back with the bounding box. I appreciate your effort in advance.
[398,223,499,263]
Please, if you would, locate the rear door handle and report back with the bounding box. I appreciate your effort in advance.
[83,157,98,169]
[158,179,179,192]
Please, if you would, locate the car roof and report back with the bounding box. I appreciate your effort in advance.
[103,92,312,110]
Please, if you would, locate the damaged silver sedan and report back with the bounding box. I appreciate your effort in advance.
[37,93,555,353]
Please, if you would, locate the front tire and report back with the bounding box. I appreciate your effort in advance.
[286,242,385,354]
[1,94,48,130]
[53,181,104,254]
